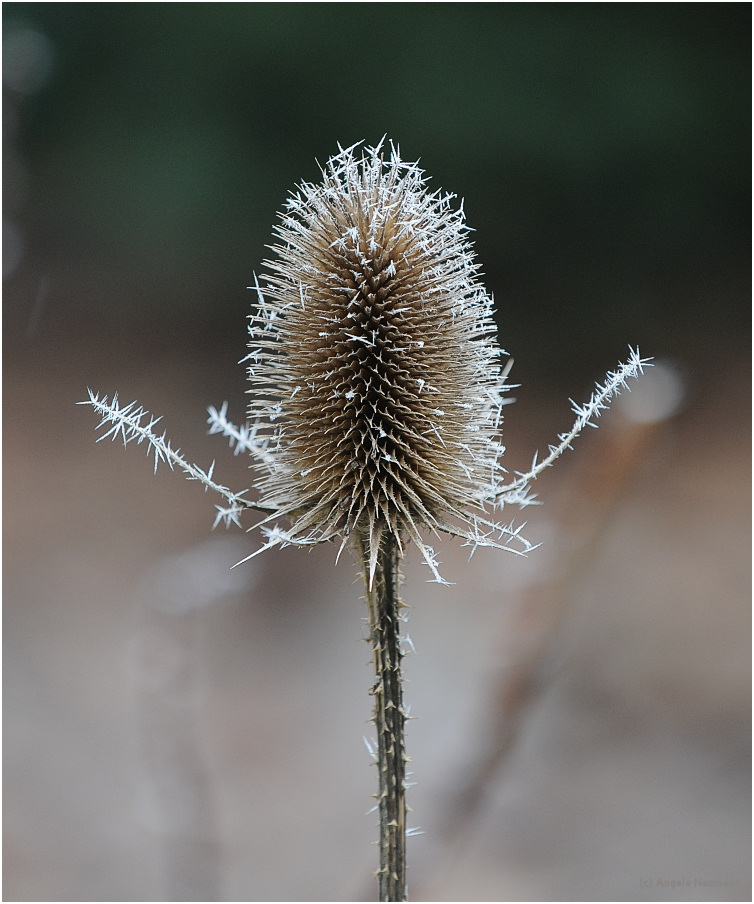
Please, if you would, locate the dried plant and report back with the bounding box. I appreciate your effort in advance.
[81,138,649,902]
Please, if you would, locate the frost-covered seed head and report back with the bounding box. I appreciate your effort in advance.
[247,139,514,584]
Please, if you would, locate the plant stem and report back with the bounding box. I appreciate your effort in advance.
[363,532,407,902]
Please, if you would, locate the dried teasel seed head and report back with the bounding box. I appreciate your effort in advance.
[246,139,524,584]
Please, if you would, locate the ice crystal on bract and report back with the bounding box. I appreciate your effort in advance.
[244,139,528,584]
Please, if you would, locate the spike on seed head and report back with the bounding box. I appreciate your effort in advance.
[247,139,516,585]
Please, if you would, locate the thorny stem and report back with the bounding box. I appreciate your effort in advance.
[362,532,407,902]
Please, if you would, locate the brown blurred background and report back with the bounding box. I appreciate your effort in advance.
[3,4,750,901]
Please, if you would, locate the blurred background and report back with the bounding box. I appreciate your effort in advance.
[3,4,750,901]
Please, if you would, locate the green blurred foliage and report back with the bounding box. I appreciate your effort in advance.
[4,2,750,378]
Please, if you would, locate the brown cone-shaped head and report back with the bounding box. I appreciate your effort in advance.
[247,140,511,584]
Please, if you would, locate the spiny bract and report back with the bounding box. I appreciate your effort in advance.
[245,139,525,584]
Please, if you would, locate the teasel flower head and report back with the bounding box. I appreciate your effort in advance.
[245,139,528,585]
